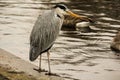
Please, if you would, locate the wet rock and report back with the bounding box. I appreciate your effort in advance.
[110,31,120,53]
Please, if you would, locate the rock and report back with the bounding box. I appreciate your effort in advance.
[110,31,120,53]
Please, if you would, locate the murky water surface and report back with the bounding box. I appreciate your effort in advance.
[0,0,120,80]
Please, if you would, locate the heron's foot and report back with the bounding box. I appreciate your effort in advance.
[45,72,59,76]
[38,68,47,72]
[33,68,47,73]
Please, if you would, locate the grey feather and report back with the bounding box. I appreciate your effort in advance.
[29,10,64,61]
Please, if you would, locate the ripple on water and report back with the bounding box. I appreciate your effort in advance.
[0,0,120,80]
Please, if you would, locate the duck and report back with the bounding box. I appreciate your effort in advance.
[62,14,94,31]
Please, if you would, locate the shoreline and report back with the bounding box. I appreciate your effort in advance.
[0,48,63,80]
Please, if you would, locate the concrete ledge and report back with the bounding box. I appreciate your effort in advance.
[0,48,63,80]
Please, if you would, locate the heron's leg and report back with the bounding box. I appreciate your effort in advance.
[34,55,47,72]
[47,51,51,74]
[45,51,58,76]
[39,55,42,71]
[37,55,47,72]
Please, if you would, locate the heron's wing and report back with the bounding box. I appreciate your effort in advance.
[29,10,63,61]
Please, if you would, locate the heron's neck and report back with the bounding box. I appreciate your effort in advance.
[54,9,64,19]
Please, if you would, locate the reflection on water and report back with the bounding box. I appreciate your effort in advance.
[0,0,120,80]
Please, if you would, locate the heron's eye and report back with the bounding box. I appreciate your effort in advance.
[59,6,66,11]
[54,4,67,11]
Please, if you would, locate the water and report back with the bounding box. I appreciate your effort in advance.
[0,0,120,80]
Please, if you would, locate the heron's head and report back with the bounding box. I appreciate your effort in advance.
[53,4,80,18]
[53,4,94,23]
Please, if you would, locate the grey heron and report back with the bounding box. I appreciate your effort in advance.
[29,4,92,75]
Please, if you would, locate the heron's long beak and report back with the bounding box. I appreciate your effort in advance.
[66,10,81,18]
[66,10,94,23]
